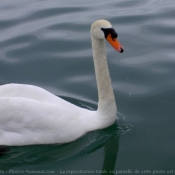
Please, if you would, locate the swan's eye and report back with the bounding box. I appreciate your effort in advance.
[101,28,118,40]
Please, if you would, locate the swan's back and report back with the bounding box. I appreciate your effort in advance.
[0,84,68,105]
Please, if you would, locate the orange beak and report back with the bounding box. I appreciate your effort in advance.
[106,34,124,53]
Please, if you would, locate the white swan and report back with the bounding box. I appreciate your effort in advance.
[0,20,124,146]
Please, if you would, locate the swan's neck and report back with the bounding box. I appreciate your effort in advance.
[91,35,117,121]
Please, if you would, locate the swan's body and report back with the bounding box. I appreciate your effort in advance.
[0,20,124,146]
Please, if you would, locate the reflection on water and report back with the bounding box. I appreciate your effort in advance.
[102,135,119,175]
[0,122,131,174]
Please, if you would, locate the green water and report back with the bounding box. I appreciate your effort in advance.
[0,0,175,174]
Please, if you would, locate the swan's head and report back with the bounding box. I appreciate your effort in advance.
[91,20,124,53]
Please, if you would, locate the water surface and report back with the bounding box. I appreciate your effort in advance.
[0,0,175,174]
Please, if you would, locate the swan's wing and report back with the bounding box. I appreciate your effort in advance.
[0,84,99,146]
[0,84,67,105]
[0,97,91,146]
